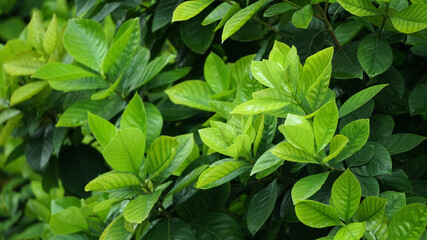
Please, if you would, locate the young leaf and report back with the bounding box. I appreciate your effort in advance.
[123,190,161,223]
[100,215,131,240]
[323,135,349,163]
[358,197,387,230]
[271,142,318,164]
[251,59,285,91]
[121,94,146,135]
[251,148,284,176]
[357,36,393,77]
[32,63,97,81]
[103,128,145,172]
[10,81,48,106]
[268,40,291,68]
[3,50,45,76]
[48,77,107,92]
[231,99,289,115]
[314,101,338,152]
[331,169,361,222]
[87,112,117,149]
[390,3,427,34]
[204,52,230,93]
[334,222,366,240]
[85,171,140,192]
[291,4,313,29]
[336,0,378,16]
[27,10,45,51]
[172,0,214,22]
[389,204,427,240]
[49,206,88,235]
[338,119,370,160]
[222,0,267,42]
[292,172,330,204]
[338,84,388,118]
[165,80,215,112]
[90,74,122,100]
[247,180,278,235]
[279,114,314,154]
[146,136,179,178]
[295,200,341,228]
[215,2,241,31]
[63,19,108,71]
[43,14,58,55]
[197,159,248,189]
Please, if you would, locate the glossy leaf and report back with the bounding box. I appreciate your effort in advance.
[27,11,44,51]
[331,170,361,221]
[357,36,393,77]
[204,52,229,93]
[3,50,45,76]
[295,200,341,228]
[166,80,214,111]
[10,81,47,105]
[323,135,349,163]
[338,119,370,160]
[166,165,208,197]
[271,142,318,164]
[334,222,366,240]
[85,171,140,192]
[191,212,243,239]
[247,180,278,235]
[336,0,378,16]
[215,2,241,31]
[48,77,107,92]
[377,133,426,155]
[144,218,196,240]
[222,0,267,42]
[389,204,427,240]
[379,191,406,219]
[291,4,313,29]
[87,112,117,148]
[32,63,97,81]
[292,172,330,204]
[49,207,88,235]
[358,197,387,230]
[314,101,338,152]
[100,215,131,240]
[202,2,231,25]
[121,93,146,135]
[390,3,427,34]
[172,0,214,22]
[231,99,289,115]
[123,190,161,223]
[43,14,58,55]
[63,19,107,71]
[409,83,427,115]
[103,128,145,172]
[146,136,179,178]
[251,147,284,176]
[280,114,314,154]
[197,159,248,189]
[264,2,297,17]
[339,84,388,118]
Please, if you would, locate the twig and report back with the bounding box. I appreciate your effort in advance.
[316,4,341,49]
[378,3,389,38]
[253,16,291,41]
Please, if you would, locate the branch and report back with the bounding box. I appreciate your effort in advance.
[316,4,341,49]
[253,16,291,41]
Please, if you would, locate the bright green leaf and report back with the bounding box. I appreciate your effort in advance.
[123,190,161,223]
[271,142,318,164]
[331,169,361,222]
[10,81,47,105]
[292,172,330,204]
[314,101,338,152]
[358,197,387,230]
[231,99,290,115]
[43,14,58,55]
[121,93,146,135]
[85,171,140,192]
[334,222,366,240]
[172,0,214,22]
[323,135,349,163]
[291,4,313,29]
[3,50,45,76]
[204,52,230,93]
[389,204,427,240]
[280,114,314,154]
[339,84,388,118]
[166,80,215,112]
[146,136,179,178]
[338,119,370,160]
[390,3,427,34]
[32,63,97,81]
[87,112,117,149]
[202,2,232,25]
[295,200,341,228]
[197,159,248,189]
[336,0,378,16]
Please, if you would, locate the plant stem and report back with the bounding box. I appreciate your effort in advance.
[378,3,390,38]
[253,16,291,41]
[282,0,322,19]
[316,4,341,49]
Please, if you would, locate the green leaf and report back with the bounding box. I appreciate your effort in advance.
[409,83,427,115]
[251,59,285,91]
[0,109,21,125]
[172,0,214,21]
[10,81,47,106]
[87,112,117,149]
[291,4,313,29]
[268,40,291,68]
[27,10,44,51]
[292,172,330,204]
[25,125,53,172]
[204,52,230,93]
[283,46,300,94]
[90,74,122,100]
[48,77,108,92]
[334,222,366,240]
[166,80,214,111]
[338,119,370,160]
[351,142,392,177]
[324,135,349,163]
[358,197,387,230]
[197,159,248,189]
[314,101,338,152]
[85,171,140,191]
[130,54,173,91]
[332,41,363,79]
[166,165,208,196]
[357,36,393,77]
[191,212,243,239]
[389,204,427,240]
[121,93,146,135]
[331,169,361,222]
[379,191,406,219]
[264,2,297,17]
[377,133,426,155]
[251,147,284,176]
[43,14,58,55]
[180,15,215,54]
[247,179,278,235]
[336,0,378,16]
[280,114,314,154]
[146,136,179,178]
[222,0,267,42]
[63,19,108,71]
[271,142,318,163]
[32,63,97,81]
[100,215,131,240]
[202,2,232,25]
[357,176,379,197]
[103,128,145,172]
[390,3,427,34]
[215,2,241,31]
[144,218,196,240]
[335,21,363,45]
[153,0,181,31]
[295,200,341,228]
[49,206,88,235]
[338,84,388,118]
[3,50,45,76]
[123,190,161,223]
[304,47,334,110]
[145,103,163,148]
[231,99,290,115]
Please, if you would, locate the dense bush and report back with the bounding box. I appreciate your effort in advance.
[0,0,426,239]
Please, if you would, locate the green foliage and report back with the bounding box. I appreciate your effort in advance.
[0,0,426,239]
